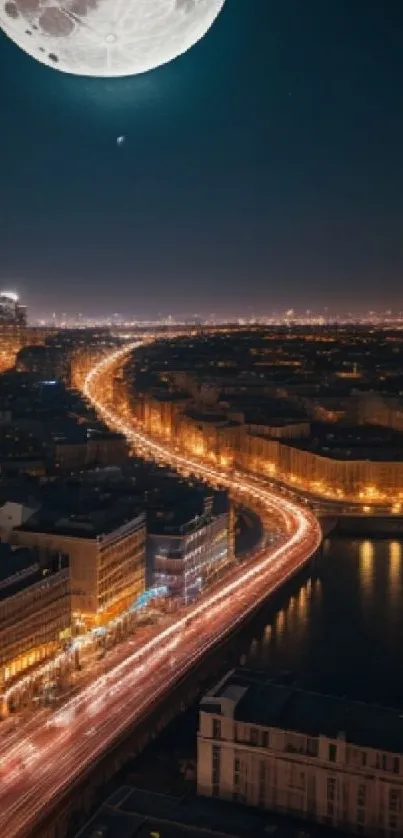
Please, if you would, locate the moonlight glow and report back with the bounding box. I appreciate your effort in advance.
[0,0,226,78]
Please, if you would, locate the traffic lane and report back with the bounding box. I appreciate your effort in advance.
[0,526,320,837]
[0,511,318,796]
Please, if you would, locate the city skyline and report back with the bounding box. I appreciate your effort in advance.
[1,0,403,319]
[1,4,403,835]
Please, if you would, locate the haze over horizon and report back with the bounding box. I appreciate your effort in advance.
[1,0,402,319]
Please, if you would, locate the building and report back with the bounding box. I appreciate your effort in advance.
[15,344,69,381]
[51,423,128,472]
[0,324,54,373]
[0,291,26,326]
[197,669,403,837]
[143,388,191,441]
[239,430,403,503]
[13,504,146,629]
[76,785,348,838]
[0,500,39,542]
[175,409,243,468]
[148,489,234,602]
[0,422,47,476]
[0,545,71,693]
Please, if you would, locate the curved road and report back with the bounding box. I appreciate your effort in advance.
[0,343,322,838]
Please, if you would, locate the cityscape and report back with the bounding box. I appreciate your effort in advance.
[1,3,403,838]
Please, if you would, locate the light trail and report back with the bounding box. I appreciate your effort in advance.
[0,341,322,838]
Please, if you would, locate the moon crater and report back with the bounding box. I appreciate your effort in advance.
[1,0,226,77]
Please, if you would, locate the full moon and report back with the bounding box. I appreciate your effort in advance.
[0,0,226,78]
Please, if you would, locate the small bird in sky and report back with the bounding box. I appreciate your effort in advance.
[117,135,125,147]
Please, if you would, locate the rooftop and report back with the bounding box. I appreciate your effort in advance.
[148,490,228,536]
[286,423,403,461]
[17,501,145,541]
[204,669,403,755]
[0,544,68,602]
[76,785,350,838]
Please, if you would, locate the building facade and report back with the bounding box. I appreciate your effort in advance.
[198,669,403,837]
[0,549,71,691]
[14,510,146,629]
[149,495,234,602]
[175,411,243,468]
[0,325,53,373]
[239,433,403,503]
[0,292,26,326]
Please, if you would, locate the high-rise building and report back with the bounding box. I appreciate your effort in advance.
[0,292,27,326]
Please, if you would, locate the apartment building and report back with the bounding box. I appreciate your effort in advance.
[0,545,71,690]
[14,505,146,628]
[149,490,234,602]
[198,669,403,837]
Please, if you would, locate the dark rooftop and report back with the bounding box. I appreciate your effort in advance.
[0,544,37,585]
[0,544,68,602]
[76,785,351,838]
[17,502,145,540]
[207,669,403,755]
[184,409,239,428]
[286,423,403,461]
[148,490,228,536]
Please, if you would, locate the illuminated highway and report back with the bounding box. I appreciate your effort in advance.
[0,343,322,838]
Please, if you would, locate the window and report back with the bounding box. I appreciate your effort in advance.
[329,743,337,762]
[358,784,366,807]
[212,745,220,788]
[212,718,221,740]
[307,737,318,757]
[261,730,269,748]
[258,760,265,807]
[389,790,401,812]
[327,778,336,802]
[393,757,400,775]
[357,808,365,825]
[233,757,240,790]
[250,727,258,746]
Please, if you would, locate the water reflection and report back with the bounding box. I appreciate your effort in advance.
[260,624,271,666]
[297,585,307,619]
[359,540,374,597]
[313,576,322,601]
[238,537,403,705]
[388,541,401,609]
[389,541,401,579]
[276,608,285,634]
[244,578,313,671]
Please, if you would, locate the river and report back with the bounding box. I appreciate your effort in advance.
[124,535,403,796]
[243,535,403,707]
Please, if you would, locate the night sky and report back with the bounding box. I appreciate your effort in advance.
[1,0,403,320]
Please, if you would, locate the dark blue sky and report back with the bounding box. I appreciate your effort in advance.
[1,0,402,319]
